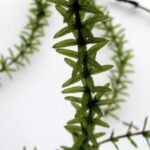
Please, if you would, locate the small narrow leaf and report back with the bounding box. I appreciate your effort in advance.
[112,142,119,150]
[88,58,103,70]
[65,125,82,133]
[86,76,95,92]
[80,5,103,14]
[56,5,74,24]
[71,102,81,110]
[95,86,112,93]
[90,65,113,75]
[81,26,94,41]
[88,39,109,56]
[143,117,148,131]
[86,37,109,44]
[84,15,108,26]
[87,126,97,145]
[65,96,82,103]
[54,26,75,38]
[63,74,83,87]
[56,49,78,58]
[62,86,84,93]
[128,137,138,148]
[61,146,71,150]
[94,132,106,138]
[63,9,74,23]
[97,100,122,106]
[72,134,85,150]
[53,39,77,48]
[93,119,109,128]
[72,61,82,77]
[67,117,83,124]
[48,0,69,6]
[64,58,76,67]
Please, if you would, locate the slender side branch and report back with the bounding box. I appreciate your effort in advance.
[0,0,51,79]
[116,0,150,13]
[99,130,150,145]
[99,118,150,148]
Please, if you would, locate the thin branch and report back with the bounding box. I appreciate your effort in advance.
[99,130,150,145]
[116,0,150,13]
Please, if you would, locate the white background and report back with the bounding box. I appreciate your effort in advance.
[0,0,150,150]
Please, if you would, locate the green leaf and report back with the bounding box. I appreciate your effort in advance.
[86,76,95,92]
[56,49,78,58]
[81,26,94,41]
[65,96,82,103]
[127,122,133,133]
[87,125,97,145]
[80,5,103,14]
[90,65,113,75]
[72,134,85,150]
[61,146,71,150]
[88,39,109,56]
[65,125,82,133]
[84,15,108,26]
[97,99,121,106]
[64,58,76,68]
[93,106,103,117]
[93,119,109,128]
[112,141,119,150]
[143,117,148,131]
[72,61,82,77]
[63,74,83,87]
[78,45,85,65]
[62,86,84,93]
[63,9,74,23]
[56,5,74,24]
[48,0,69,6]
[88,57,103,70]
[95,86,112,93]
[54,26,75,38]
[71,102,81,110]
[145,138,150,148]
[94,132,106,138]
[67,117,83,124]
[53,39,76,48]
[86,37,109,44]
[56,5,66,16]
[128,137,138,148]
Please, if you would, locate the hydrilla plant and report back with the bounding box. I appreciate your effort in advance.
[0,0,149,149]
[0,0,51,81]
[49,0,150,149]
[50,0,113,149]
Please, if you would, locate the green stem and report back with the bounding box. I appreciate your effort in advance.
[73,0,96,148]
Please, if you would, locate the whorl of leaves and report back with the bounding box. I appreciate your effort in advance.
[0,0,51,80]
[49,0,116,149]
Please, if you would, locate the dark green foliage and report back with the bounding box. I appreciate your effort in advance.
[49,0,150,149]
[0,0,51,80]
[49,0,113,149]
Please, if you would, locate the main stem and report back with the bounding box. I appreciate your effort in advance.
[73,0,97,148]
